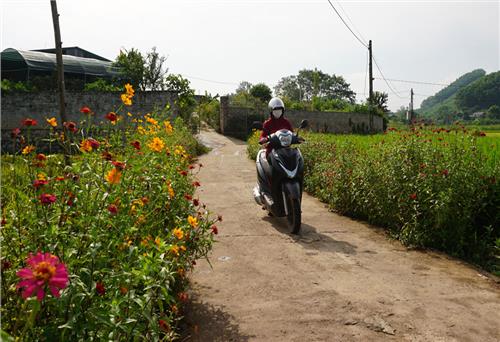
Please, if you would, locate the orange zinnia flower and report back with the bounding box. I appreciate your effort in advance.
[105,168,121,184]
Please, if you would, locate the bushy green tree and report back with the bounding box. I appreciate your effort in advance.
[113,48,145,90]
[275,68,355,103]
[250,83,272,104]
[371,91,389,113]
[165,74,196,120]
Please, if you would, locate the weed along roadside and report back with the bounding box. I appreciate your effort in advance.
[1,85,219,340]
[248,126,500,274]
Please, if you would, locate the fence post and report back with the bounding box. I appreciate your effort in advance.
[220,96,229,135]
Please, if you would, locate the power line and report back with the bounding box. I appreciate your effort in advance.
[373,77,449,87]
[372,56,405,99]
[325,0,367,48]
[182,74,239,86]
[334,0,368,46]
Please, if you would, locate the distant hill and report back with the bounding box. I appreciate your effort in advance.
[417,69,500,123]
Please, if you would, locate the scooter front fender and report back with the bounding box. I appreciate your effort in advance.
[283,181,301,200]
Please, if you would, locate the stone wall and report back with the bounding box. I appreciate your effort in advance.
[1,91,179,151]
[219,96,384,139]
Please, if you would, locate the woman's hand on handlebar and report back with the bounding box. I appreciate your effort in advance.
[259,136,269,145]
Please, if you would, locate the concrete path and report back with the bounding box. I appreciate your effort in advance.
[183,130,499,342]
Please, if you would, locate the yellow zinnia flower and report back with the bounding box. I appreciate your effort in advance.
[168,183,175,198]
[105,168,122,184]
[147,137,165,152]
[146,117,158,126]
[121,93,132,106]
[37,173,47,181]
[170,245,180,256]
[46,117,58,127]
[80,139,92,152]
[164,121,173,134]
[173,228,184,240]
[22,145,35,155]
[188,215,198,228]
[124,83,135,97]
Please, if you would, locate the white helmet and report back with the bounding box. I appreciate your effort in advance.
[268,97,285,119]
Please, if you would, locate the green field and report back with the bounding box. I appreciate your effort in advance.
[248,126,500,274]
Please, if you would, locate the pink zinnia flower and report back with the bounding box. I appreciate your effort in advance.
[16,252,68,301]
[39,193,57,205]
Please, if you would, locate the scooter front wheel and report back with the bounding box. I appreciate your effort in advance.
[286,198,301,234]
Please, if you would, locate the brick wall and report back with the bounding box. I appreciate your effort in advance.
[1,91,178,151]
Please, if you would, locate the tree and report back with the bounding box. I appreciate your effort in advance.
[486,105,500,120]
[371,91,389,113]
[274,76,301,101]
[456,71,500,112]
[236,81,253,94]
[250,83,272,103]
[275,69,356,103]
[144,47,168,91]
[165,74,196,119]
[114,48,145,90]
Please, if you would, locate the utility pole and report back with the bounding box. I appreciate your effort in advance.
[50,0,70,164]
[50,0,68,127]
[409,88,414,124]
[368,40,374,132]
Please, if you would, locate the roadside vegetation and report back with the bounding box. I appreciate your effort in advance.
[1,86,219,340]
[248,125,499,274]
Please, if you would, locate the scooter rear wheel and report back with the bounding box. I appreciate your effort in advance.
[286,198,301,234]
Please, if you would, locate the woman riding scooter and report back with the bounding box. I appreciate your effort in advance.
[259,97,293,154]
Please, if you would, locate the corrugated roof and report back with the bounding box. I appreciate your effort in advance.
[1,48,121,78]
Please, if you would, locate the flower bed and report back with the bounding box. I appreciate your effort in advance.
[1,86,218,340]
[248,126,499,273]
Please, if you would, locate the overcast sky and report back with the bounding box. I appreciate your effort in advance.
[1,0,499,110]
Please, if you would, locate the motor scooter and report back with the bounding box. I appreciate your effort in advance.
[252,120,308,234]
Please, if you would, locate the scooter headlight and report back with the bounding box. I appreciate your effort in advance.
[277,131,292,147]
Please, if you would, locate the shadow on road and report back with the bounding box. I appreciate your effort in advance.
[262,216,357,255]
[181,296,252,342]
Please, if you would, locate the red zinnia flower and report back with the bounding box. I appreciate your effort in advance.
[105,112,118,122]
[179,170,188,176]
[184,194,193,201]
[22,118,38,127]
[63,121,78,133]
[188,165,195,170]
[96,281,105,296]
[107,204,118,215]
[102,151,113,161]
[80,106,92,114]
[409,193,417,200]
[112,161,126,170]
[178,292,188,302]
[11,128,21,138]
[39,193,57,205]
[211,225,218,235]
[479,132,486,137]
[193,199,199,206]
[131,140,141,150]
[159,319,170,332]
[441,169,449,177]
[33,180,48,189]
[35,153,47,161]
[2,260,12,270]
[88,138,100,149]
[16,252,68,301]
[192,181,201,187]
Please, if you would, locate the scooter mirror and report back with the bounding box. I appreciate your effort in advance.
[252,121,263,130]
[299,119,309,129]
